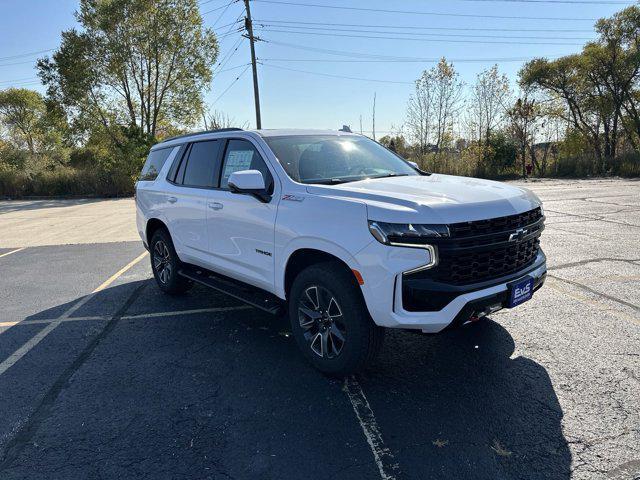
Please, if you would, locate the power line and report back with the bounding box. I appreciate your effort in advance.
[0,60,39,68]
[216,29,243,40]
[261,38,567,62]
[460,0,629,3]
[217,63,251,73]
[210,0,236,27]
[0,8,239,68]
[0,49,54,61]
[257,28,585,46]
[0,81,42,88]
[0,77,39,84]
[212,65,250,104]
[212,19,244,31]
[213,36,244,75]
[259,62,413,84]
[202,1,238,16]
[223,8,246,35]
[256,23,592,40]
[254,19,595,33]
[252,0,598,21]
[259,56,554,63]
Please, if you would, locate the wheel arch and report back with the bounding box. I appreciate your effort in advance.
[146,218,169,247]
[283,248,358,300]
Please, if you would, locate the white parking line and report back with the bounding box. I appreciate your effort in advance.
[122,305,252,320]
[546,278,640,325]
[343,376,399,480]
[0,251,148,376]
[0,305,253,329]
[0,247,25,259]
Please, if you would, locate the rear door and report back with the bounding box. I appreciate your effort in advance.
[163,139,223,264]
[205,138,279,292]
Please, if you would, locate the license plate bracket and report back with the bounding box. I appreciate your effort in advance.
[507,276,534,308]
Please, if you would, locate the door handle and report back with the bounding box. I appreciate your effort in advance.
[167,196,177,204]
[208,202,223,210]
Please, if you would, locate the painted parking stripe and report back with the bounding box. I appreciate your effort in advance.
[0,305,253,329]
[343,376,399,480]
[546,278,640,326]
[122,305,252,320]
[0,247,25,259]
[0,251,147,376]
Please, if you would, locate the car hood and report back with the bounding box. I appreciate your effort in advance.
[305,174,541,224]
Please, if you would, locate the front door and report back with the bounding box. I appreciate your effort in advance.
[206,139,279,293]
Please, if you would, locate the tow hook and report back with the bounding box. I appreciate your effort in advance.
[469,303,503,321]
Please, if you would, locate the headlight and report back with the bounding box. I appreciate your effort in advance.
[368,220,449,246]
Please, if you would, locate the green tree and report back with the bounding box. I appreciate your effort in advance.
[432,58,464,152]
[38,0,219,143]
[587,5,640,151]
[379,134,409,158]
[520,55,608,170]
[0,88,68,166]
[0,88,47,154]
[520,5,640,172]
[467,65,511,146]
[406,58,464,153]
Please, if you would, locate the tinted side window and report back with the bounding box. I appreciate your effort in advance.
[182,140,222,188]
[139,147,174,181]
[166,144,187,182]
[174,145,190,184]
[220,140,273,192]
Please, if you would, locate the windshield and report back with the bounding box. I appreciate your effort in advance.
[264,135,419,184]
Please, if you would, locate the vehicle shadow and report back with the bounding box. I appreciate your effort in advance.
[360,319,572,480]
[0,282,383,480]
[0,282,571,480]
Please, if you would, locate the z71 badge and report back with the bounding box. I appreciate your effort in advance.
[282,194,304,202]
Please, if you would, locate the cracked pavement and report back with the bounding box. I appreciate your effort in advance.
[0,178,638,479]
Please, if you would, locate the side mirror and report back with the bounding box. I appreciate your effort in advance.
[407,161,419,169]
[227,170,270,202]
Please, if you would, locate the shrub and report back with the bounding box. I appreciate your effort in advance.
[0,166,135,198]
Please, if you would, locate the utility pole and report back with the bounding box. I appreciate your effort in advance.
[372,92,376,141]
[359,115,363,135]
[243,0,261,129]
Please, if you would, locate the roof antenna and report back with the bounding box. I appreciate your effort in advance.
[339,125,352,133]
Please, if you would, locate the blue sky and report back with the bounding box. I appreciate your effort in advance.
[0,0,632,135]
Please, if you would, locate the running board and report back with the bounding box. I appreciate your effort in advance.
[178,265,284,315]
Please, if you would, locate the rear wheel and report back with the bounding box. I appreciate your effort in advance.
[288,261,385,375]
[150,229,192,294]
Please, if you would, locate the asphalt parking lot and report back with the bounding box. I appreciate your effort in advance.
[0,178,638,480]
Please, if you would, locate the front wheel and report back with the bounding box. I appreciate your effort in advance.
[288,261,385,375]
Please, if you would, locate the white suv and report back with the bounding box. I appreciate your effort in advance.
[136,128,546,374]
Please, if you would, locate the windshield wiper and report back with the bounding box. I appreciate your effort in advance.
[308,174,408,185]
[368,173,410,180]
[307,178,354,185]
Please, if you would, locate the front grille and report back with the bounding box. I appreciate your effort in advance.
[406,207,544,286]
[448,207,543,238]
[434,235,540,285]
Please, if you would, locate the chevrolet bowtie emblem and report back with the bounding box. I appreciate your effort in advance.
[508,228,528,242]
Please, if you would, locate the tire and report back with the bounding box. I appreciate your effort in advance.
[149,228,192,295]
[288,261,385,375]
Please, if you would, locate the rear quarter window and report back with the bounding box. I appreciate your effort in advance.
[139,147,174,181]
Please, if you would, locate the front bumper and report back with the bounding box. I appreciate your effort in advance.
[355,241,546,332]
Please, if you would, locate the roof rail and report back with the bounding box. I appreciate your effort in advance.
[159,128,244,144]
